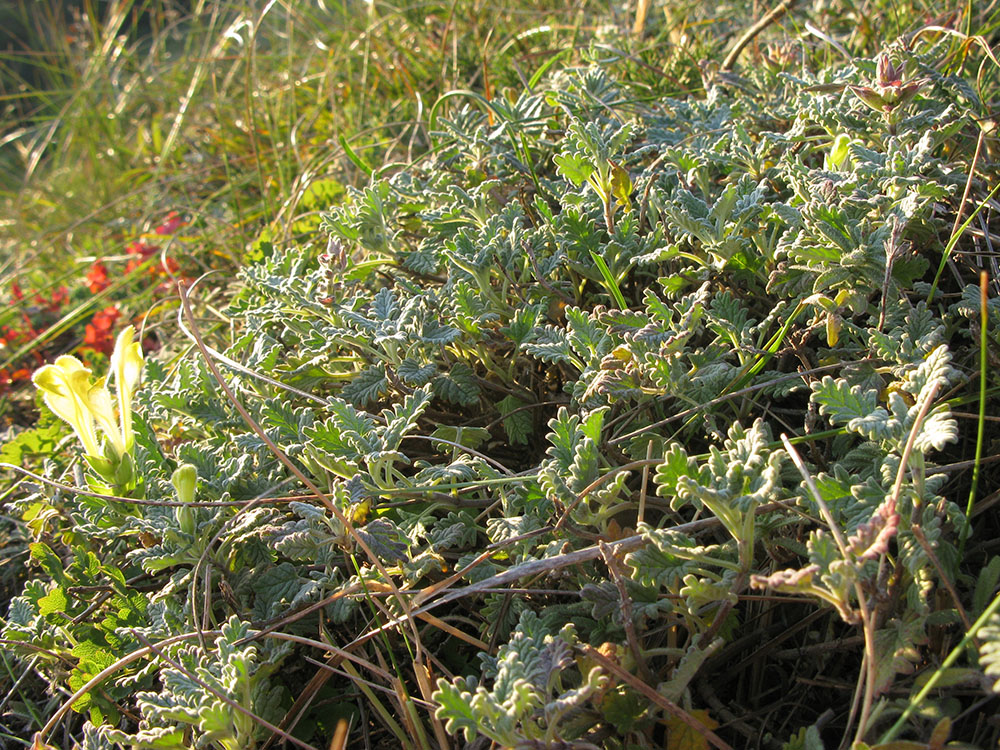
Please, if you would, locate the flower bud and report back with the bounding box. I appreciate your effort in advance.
[171,464,197,504]
[171,464,198,534]
[825,134,853,171]
[876,53,902,88]
[850,84,890,113]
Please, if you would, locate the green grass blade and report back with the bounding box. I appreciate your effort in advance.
[879,590,1000,743]
[927,181,1000,304]
[959,271,989,558]
[589,250,628,310]
[339,133,374,177]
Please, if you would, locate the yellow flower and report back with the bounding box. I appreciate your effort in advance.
[31,356,103,457]
[110,325,144,455]
[32,326,144,462]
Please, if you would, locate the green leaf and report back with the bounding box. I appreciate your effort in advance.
[498,395,533,446]
[253,563,304,616]
[327,398,377,441]
[625,530,701,589]
[341,365,388,406]
[421,318,461,344]
[37,586,68,617]
[680,572,738,609]
[523,326,581,369]
[849,406,900,444]
[872,615,927,694]
[381,387,432,450]
[72,640,117,671]
[655,444,700,501]
[553,152,594,187]
[501,306,540,347]
[29,542,68,585]
[0,422,63,465]
[431,425,492,451]
[544,407,580,468]
[398,358,437,386]
[357,518,408,562]
[810,376,879,425]
[659,636,722,704]
[567,436,601,492]
[371,287,398,322]
[259,399,314,442]
[433,362,480,406]
[912,405,958,453]
[783,725,826,750]
[974,558,1000,616]
[900,344,955,398]
[599,686,647,732]
[426,512,479,550]
[579,407,606,444]
[979,613,1000,692]
[435,677,496,743]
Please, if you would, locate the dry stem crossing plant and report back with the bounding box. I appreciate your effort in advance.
[3,2,1000,749]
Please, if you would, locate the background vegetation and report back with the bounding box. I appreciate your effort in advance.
[1,0,999,748]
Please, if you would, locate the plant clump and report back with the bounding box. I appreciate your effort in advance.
[3,2,1000,750]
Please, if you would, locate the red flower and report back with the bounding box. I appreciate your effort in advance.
[0,325,21,347]
[125,241,160,273]
[45,286,69,312]
[0,367,29,396]
[86,261,110,293]
[127,241,158,258]
[154,211,185,235]
[91,306,120,333]
[82,306,122,355]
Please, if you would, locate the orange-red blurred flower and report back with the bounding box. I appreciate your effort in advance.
[86,261,110,293]
[154,211,185,235]
[125,241,159,273]
[43,286,68,312]
[82,306,122,355]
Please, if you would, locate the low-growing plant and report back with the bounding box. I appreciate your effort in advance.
[4,1,1000,749]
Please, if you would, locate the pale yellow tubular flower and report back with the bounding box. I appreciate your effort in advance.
[87,378,127,459]
[31,356,102,456]
[109,325,143,453]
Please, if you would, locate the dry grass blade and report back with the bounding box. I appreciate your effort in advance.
[32,630,216,746]
[344,501,794,651]
[599,541,654,684]
[176,278,421,633]
[260,664,336,750]
[130,630,323,750]
[632,0,652,37]
[330,717,351,750]
[720,0,797,71]
[177,277,445,744]
[579,643,734,750]
[364,580,490,651]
